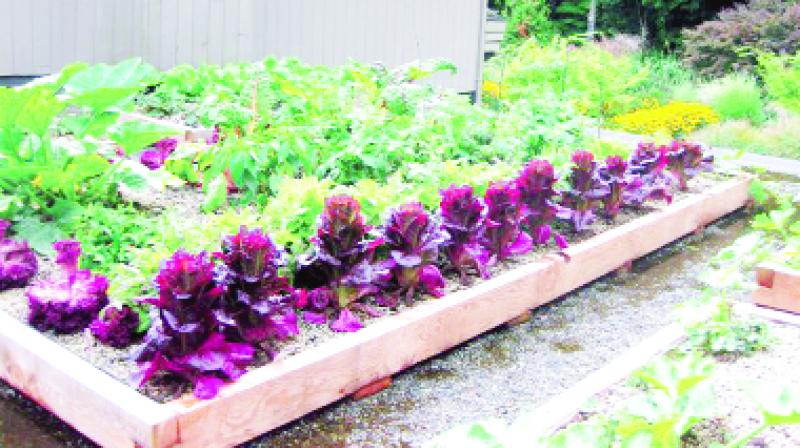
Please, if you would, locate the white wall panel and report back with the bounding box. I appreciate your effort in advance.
[0,0,485,91]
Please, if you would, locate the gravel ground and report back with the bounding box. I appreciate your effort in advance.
[574,322,800,447]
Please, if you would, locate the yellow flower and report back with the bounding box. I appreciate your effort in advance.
[31,175,43,188]
[482,80,502,99]
[610,102,719,137]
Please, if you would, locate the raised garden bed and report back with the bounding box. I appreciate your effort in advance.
[755,262,800,314]
[521,302,800,446]
[0,176,750,448]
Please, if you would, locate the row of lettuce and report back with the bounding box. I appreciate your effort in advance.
[3,141,711,398]
[426,178,800,448]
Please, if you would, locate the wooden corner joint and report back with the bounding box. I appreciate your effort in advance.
[506,310,532,326]
[756,266,775,288]
[615,260,634,275]
[352,376,392,400]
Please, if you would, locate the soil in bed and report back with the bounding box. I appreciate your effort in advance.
[0,173,732,404]
[572,321,800,448]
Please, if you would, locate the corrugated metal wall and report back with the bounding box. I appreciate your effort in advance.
[0,0,486,92]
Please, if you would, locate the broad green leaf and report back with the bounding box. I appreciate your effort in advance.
[109,120,181,155]
[202,175,228,212]
[12,215,65,254]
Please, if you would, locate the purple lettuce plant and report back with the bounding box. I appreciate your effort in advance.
[214,227,298,345]
[25,241,109,333]
[559,151,609,232]
[206,126,221,145]
[664,141,714,191]
[90,304,141,348]
[140,138,178,170]
[439,185,491,284]
[0,220,38,290]
[625,143,673,207]
[515,160,568,249]
[597,155,635,220]
[378,202,449,306]
[481,181,533,261]
[295,196,386,332]
[133,250,254,400]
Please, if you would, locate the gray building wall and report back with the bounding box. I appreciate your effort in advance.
[0,0,486,92]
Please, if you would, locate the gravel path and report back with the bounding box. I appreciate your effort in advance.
[0,212,750,447]
[573,321,800,447]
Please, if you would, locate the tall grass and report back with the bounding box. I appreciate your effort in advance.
[691,112,800,159]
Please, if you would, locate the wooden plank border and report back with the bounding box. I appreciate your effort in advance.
[754,263,800,314]
[0,176,751,447]
[0,312,178,448]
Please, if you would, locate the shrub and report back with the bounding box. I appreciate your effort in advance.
[758,51,800,113]
[610,101,720,136]
[484,40,650,119]
[682,0,800,77]
[496,0,554,44]
[698,74,766,124]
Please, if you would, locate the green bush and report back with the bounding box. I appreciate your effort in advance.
[698,74,766,124]
[496,0,554,44]
[759,51,800,114]
[485,39,650,122]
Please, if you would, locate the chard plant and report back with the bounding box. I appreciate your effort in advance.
[379,202,449,306]
[294,196,386,332]
[25,241,109,333]
[481,181,532,261]
[558,151,608,233]
[439,185,491,284]
[515,159,567,249]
